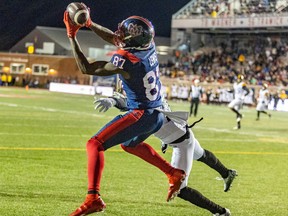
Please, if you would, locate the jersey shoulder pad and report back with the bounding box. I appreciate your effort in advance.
[115,49,140,64]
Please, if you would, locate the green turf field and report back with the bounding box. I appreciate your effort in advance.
[0,87,287,216]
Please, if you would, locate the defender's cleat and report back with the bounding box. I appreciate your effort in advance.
[166,169,186,202]
[233,126,240,130]
[224,169,238,192]
[70,194,106,216]
[213,208,231,216]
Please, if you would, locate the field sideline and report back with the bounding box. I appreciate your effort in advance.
[0,87,287,216]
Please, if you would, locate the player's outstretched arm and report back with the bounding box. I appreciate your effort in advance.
[64,11,126,77]
[84,7,116,45]
[87,22,116,45]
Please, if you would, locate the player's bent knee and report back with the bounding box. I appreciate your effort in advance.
[87,137,104,151]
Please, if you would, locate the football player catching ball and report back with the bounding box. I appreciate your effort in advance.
[63,4,186,216]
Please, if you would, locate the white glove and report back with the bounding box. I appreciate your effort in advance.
[94,97,116,112]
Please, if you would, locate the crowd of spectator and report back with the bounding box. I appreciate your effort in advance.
[160,35,288,88]
[175,0,288,19]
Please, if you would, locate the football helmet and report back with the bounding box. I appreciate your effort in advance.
[237,74,244,82]
[114,16,155,50]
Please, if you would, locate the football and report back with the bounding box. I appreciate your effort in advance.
[66,2,89,26]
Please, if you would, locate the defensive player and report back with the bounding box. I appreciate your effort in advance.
[228,74,250,129]
[95,93,237,216]
[256,83,271,120]
[63,7,185,216]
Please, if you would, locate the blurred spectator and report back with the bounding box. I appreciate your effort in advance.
[206,87,213,105]
[162,35,288,88]
[279,89,287,103]
[170,83,179,100]
[272,90,280,110]
[1,73,7,86]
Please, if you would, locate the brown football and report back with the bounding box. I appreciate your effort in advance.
[66,2,89,26]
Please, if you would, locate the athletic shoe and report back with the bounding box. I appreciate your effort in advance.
[69,194,106,216]
[212,208,231,216]
[224,169,238,192]
[166,169,186,202]
[233,126,240,130]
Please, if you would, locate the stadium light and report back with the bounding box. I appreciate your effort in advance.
[25,67,32,73]
[48,68,57,75]
[3,66,10,73]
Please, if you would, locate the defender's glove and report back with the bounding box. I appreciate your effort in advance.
[94,97,116,112]
[161,143,168,154]
[112,92,128,111]
[63,11,81,38]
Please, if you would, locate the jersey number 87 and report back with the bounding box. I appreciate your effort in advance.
[143,66,160,101]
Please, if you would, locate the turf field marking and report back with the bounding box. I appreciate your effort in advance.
[0,147,85,151]
[0,102,103,117]
[0,146,287,156]
[0,132,89,137]
[0,130,286,144]
[196,126,288,139]
[0,132,275,143]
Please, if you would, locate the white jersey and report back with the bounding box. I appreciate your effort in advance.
[228,81,248,110]
[258,88,269,104]
[256,88,269,111]
[233,81,247,100]
[190,85,202,99]
[154,117,186,144]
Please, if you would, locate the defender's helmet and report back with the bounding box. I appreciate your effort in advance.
[114,16,155,50]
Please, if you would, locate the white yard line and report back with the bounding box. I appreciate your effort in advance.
[0,102,105,118]
[0,132,90,137]
[195,126,284,138]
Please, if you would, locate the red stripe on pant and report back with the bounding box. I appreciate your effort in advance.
[87,110,144,192]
